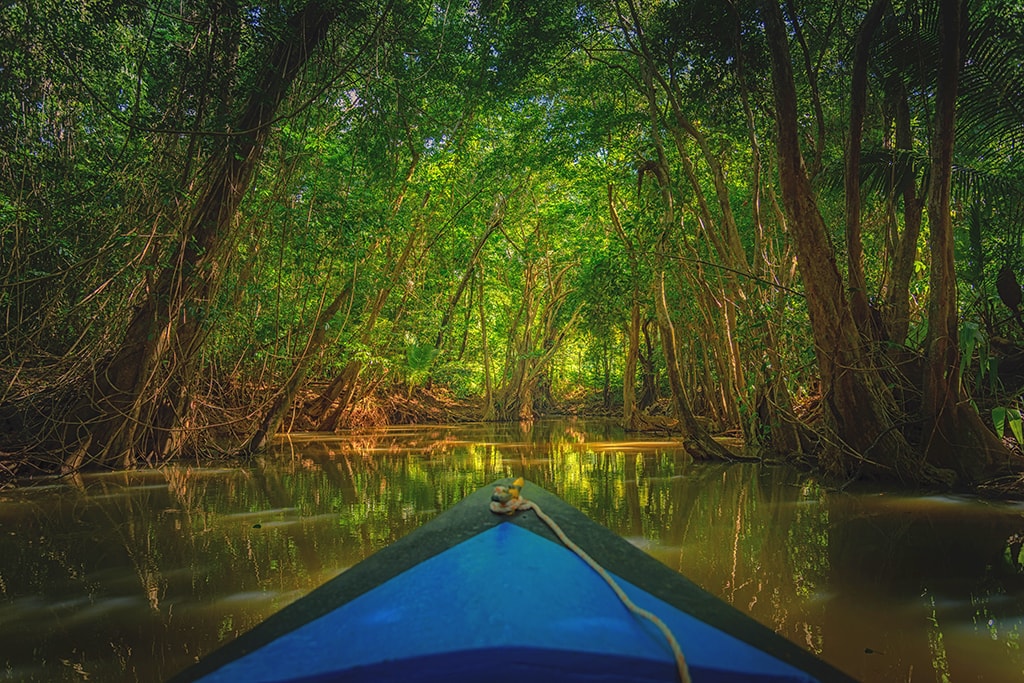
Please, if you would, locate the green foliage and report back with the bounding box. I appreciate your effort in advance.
[578,245,632,336]
[991,404,1023,445]
[957,319,1002,397]
[5,0,1024,465]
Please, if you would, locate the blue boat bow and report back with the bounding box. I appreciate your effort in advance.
[168,479,858,683]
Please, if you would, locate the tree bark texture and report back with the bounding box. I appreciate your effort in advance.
[884,84,926,346]
[608,184,647,431]
[845,0,888,339]
[921,0,1012,482]
[761,0,918,480]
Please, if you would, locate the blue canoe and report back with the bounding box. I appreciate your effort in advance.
[168,479,856,683]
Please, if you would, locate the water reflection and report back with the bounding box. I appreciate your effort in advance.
[0,420,1022,681]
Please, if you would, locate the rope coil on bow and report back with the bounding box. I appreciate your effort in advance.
[489,478,692,683]
[489,478,533,515]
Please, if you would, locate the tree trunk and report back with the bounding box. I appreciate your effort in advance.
[761,320,804,455]
[64,2,339,472]
[608,184,646,431]
[316,361,363,432]
[623,300,643,429]
[478,272,495,421]
[761,0,919,481]
[638,318,658,410]
[638,11,765,440]
[845,0,888,339]
[631,43,734,461]
[495,263,534,421]
[782,0,826,177]
[920,0,1012,482]
[884,83,926,346]
[653,245,735,461]
[495,260,579,422]
[601,340,612,410]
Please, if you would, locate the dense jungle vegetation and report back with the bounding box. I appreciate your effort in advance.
[2,0,1024,489]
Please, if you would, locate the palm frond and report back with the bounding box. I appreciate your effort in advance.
[956,4,1024,158]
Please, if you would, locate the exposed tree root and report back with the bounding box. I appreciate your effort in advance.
[977,473,1024,498]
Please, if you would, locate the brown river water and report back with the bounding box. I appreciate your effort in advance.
[1,420,1022,682]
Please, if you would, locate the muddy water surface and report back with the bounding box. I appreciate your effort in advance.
[1,420,1022,681]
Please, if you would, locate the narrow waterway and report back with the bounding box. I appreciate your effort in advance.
[1,420,1022,682]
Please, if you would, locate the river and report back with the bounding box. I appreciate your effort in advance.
[1,420,1022,681]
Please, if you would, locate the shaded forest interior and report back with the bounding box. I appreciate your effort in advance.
[2,0,1024,490]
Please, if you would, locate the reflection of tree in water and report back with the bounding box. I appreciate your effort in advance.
[826,494,1024,682]
[1006,532,1024,573]
[0,473,187,680]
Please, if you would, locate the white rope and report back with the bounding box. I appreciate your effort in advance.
[489,480,692,683]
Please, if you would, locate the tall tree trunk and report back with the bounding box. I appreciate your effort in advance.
[653,241,734,461]
[640,13,764,440]
[782,0,826,177]
[495,263,534,420]
[761,320,804,454]
[64,2,339,471]
[761,0,919,481]
[638,318,658,410]
[608,184,646,431]
[679,238,741,427]
[884,84,926,346]
[921,0,1011,482]
[478,272,495,421]
[618,11,735,460]
[494,260,579,421]
[730,1,802,453]
[623,300,643,429]
[846,0,888,339]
